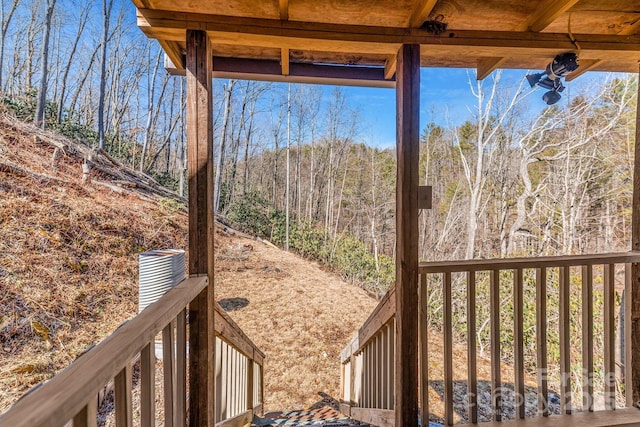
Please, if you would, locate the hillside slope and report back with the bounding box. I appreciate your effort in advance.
[0,112,552,424]
[0,112,378,413]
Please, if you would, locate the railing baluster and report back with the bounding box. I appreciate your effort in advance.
[559,265,572,414]
[376,335,380,407]
[490,269,502,422]
[377,333,382,408]
[444,272,453,426]
[419,273,429,423]
[248,354,254,411]
[141,342,156,427]
[114,362,133,427]
[536,267,548,416]
[514,268,525,419]
[163,321,175,427]
[467,271,477,423]
[604,263,616,410]
[72,398,97,427]
[387,318,396,409]
[215,337,222,423]
[582,265,594,412]
[175,310,186,427]
[625,263,634,408]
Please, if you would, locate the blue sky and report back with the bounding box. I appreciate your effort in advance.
[332,68,617,148]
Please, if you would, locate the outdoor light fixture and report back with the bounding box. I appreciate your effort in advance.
[526,52,580,105]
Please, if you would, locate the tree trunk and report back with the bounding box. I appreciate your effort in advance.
[97,0,114,150]
[0,0,21,92]
[34,0,57,128]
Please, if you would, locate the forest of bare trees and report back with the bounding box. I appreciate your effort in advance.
[2,0,638,293]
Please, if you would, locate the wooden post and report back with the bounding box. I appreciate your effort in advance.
[186,29,215,427]
[628,61,640,408]
[394,43,420,427]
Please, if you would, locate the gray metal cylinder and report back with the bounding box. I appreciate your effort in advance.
[138,249,185,313]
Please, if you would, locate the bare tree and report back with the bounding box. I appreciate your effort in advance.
[34,0,57,127]
[0,0,21,91]
[56,1,89,123]
[97,0,115,149]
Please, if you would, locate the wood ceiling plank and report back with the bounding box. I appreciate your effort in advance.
[476,57,507,80]
[527,0,581,32]
[137,8,640,73]
[619,20,640,36]
[159,39,184,69]
[408,0,439,28]
[279,0,288,20]
[384,54,397,79]
[565,58,603,81]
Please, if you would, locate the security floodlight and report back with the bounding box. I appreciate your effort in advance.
[526,52,579,105]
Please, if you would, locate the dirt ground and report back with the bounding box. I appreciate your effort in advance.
[214,229,378,411]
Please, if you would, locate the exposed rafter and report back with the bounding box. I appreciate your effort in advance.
[527,0,580,32]
[384,54,397,79]
[476,57,507,80]
[137,8,640,60]
[164,56,395,88]
[279,0,289,21]
[408,0,438,28]
[159,39,184,70]
[131,0,151,8]
[565,58,603,82]
[619,20,640,36]
[281,47,290,75]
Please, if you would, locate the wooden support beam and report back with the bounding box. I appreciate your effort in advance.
[477,57,507,80]
[620,21,640,36]
[279,0,289,21]
[409,0,438,28]
[159,40,184,70]
[186,29,215,427]
[281,48,290,76]
[384,54,397,80]
[395,43,420,427]
[527,0,581,32]
[629,61,640,408]
[565,59,603,82]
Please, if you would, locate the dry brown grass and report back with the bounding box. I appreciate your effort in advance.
[0,112,527,423]
[0,114,186,412]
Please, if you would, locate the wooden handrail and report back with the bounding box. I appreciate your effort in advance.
[0,275,266,427]
[0,276,207,427]
[215,303,265,364]
[419,251,640,273]
[340,251,640,426]
[340,286,396,423]
[418,251,640,424]
[340,287,396,363]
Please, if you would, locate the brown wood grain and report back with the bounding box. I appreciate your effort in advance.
[604,264,616,410]
[186,28,215,427]
[514,268,525,419]
[536,267,548,417]
[630,63,640,408]
[420,252,640,274]
[140,342,155,427]
[559,266,572,414]
[114,363,132,427]
[467,271,477,423]
[0,277,207,427]
[490,269,502,422]
[582,265,594,412]
[395,43,420,427]
[419,274,429,424]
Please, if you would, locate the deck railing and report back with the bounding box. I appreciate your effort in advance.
[340,287,396,427]
[0,276,265,427]
[341,251,640,426]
